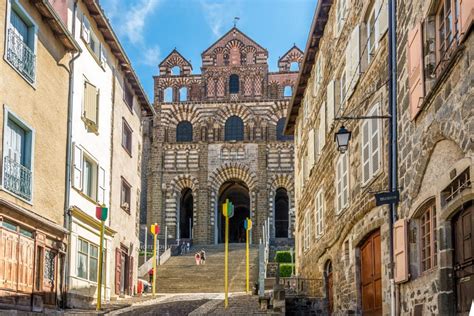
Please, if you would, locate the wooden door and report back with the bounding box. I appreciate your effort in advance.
[453,205,474,315]
[115,248,121,295]
[360,230,382,316]
[326,262,334,315]
[128,256,133,295]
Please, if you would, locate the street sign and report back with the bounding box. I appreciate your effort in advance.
[228,202,234,218]
[222,199,234,218]
[375,190,400,206]
[95,206,108,221]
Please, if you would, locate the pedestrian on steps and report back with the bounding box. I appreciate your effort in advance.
[194,252,201,265]
[200,249,206,265]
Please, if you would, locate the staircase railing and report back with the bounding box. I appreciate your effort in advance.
[258,217,271,296]
[138,247,172,277]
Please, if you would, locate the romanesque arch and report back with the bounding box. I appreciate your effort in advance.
[215,103,255,126]
[268,174,295,238]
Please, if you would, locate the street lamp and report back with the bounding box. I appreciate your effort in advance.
[334,125,352,153]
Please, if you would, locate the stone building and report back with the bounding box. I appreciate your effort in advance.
[395,0,473,315]
[285,0,392,314]
[0,0,79,310]
[145,27,302,244]
[286,0,473,315]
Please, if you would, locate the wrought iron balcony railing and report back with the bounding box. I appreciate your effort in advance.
[6,28,36,83]
[3,156,32,201]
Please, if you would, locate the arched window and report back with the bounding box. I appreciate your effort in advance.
[163,87,173,102]
[224,116,244,141]
[290,62,299,71]
[179,87,188,101]
[229,74,240,94]
[171,66,180,75]
[176,121,193,142]
[276,117,294,141]
[275,187,289,238]
[284,86,292,97]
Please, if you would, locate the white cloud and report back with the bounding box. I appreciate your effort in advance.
[200,0,242,38]
[101,0,160,45]
[141,45,161,66]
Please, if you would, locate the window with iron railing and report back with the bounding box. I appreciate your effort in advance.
[6,5,36,83]
[3,116,33,201]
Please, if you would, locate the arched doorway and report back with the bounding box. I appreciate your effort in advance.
[218,180,250,243]
[325,260,333,315]
[274,188,289,238]
[179,188,193,239]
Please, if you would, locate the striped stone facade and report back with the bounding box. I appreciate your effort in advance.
[145,27,302,244]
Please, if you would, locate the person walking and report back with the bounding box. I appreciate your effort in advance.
[200,249,206,265]
[194,252,201,265]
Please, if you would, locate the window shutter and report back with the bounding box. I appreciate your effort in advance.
[84,82,98,125]
[326,80,335,129]
[98,166,106,204]
[342,154,349,207]
[72,144,83,189]
[407,23,425,120]
[336,157,343,213]
[319,103,326,151]
[377,0,389,39]
[460,0,474,36]
[345,25,360,98]
[394,219,409,283]
[370,107,381,176]
[115,248,121,295]
[308,129,315,170]
[362,119,370,184]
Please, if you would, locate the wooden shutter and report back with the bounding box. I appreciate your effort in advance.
[345,25,360,98]
[460,0,474,36]
[362,119,370,184]
[98,166,105,204]
[84,81,98,126]
[407,23,425,120]
[336,157,343,213]
[129,256,134,294]
[17,235,34,293]
[308,129,315,170]
[370,107,381,175]
[342,154,349,207]
[72,144,83,189]
[326,80,335,129]
[394,219,409,283]
[319,103,326,151]
[376,0,389,38]
[115,248,121,295]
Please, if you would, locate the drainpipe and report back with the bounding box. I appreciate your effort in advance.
[63,0,81,308]
[388,0,398,315]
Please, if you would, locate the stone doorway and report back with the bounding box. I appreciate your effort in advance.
[218,180,250,243]
[179,188,193,239]
[325,260,333,315]
[360,229,382,316]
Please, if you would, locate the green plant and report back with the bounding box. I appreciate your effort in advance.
[274,251,292,263]
[279,263,294,277]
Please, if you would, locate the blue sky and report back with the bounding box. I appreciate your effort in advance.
[100,0,316,100]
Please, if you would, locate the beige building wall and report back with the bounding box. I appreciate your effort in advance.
[109,69,145,296]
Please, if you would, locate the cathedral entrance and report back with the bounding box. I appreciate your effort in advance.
[179,188,193,239]
[218,180,250,243]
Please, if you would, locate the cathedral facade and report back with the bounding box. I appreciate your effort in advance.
[145,27,302,244]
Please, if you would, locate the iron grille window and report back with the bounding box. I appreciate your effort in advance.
[276,117,293,141]
[225,116,244,141]
[44,250,56,284]
[176,121,193,142]
[229,74,240,93]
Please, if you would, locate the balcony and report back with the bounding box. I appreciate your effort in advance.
[6,28,36,83]
[3,156,32,201]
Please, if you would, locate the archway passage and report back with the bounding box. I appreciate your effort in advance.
[179,188,193,239]
[218,180,250,243]
[274,188,289,238]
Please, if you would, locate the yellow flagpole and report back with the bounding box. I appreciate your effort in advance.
[246,225,249,294]
[224,200,229,308]
[152,231,157,296]
[96,220,105,311]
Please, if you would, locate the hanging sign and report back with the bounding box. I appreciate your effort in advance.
[244,218,252,231]
[375,190,400,206]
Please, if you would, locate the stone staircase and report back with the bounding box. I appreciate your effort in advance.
[154,244,259,293]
